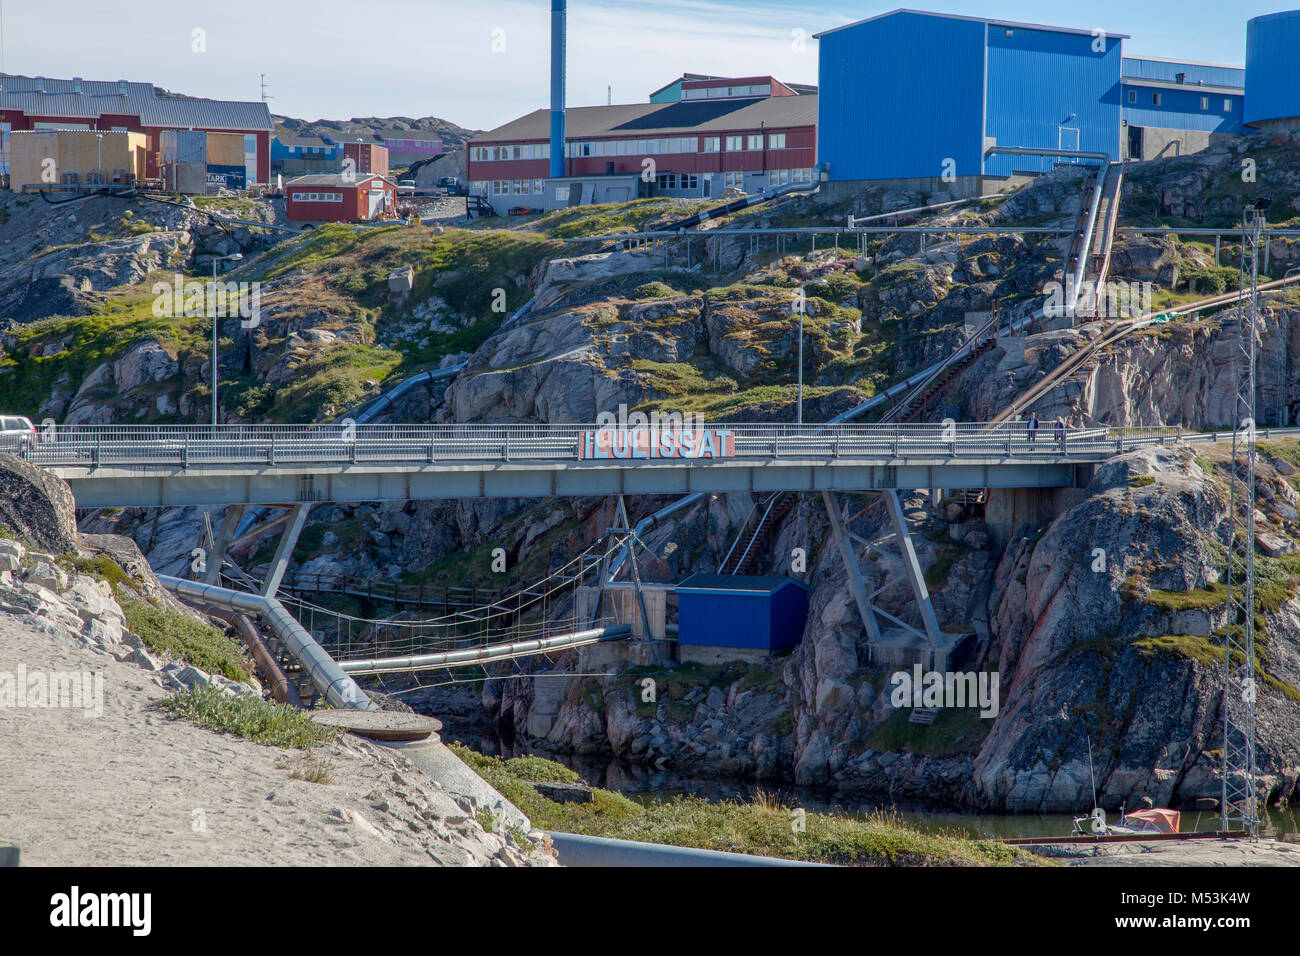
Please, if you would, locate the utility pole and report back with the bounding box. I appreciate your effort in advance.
[794,287,806,425]
[260,73,271,103]
[1222,202,1264,839]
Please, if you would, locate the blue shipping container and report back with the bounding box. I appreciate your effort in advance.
[675,574,809,652]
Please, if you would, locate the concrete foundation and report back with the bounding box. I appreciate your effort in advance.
[575,583,670,640]
[677,645,770,666]
[985,485,1091,551]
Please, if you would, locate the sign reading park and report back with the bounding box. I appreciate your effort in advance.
[579,428,735,461]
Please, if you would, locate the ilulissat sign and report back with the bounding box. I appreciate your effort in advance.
[579,427,735,460]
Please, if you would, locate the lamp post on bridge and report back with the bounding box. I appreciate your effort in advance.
[794,286,806,425]
[210,252,244,428]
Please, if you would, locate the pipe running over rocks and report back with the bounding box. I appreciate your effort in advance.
[336,624,632,676]
[159,575,376,711]
[206,608,305,708]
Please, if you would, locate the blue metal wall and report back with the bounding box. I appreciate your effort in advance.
[1122,57,1244,89]
[1244,10,1300,127]
[676,581,808,650]
[817,11,985,182]
[1122,83,1245,133]
[984,25,1123,175]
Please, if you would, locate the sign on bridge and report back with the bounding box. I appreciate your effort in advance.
[579,428,735,461]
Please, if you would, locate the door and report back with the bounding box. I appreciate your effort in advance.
[1057,126,1080,157]
[1128,125,1144,161]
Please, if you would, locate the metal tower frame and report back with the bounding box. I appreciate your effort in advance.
[1222,206,1263,838]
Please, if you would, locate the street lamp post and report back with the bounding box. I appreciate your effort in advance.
[95,132,103,185]
[210,253,244,428]
[795,287,806,425]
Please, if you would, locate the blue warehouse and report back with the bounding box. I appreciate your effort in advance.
[815,10,1126,184]
[811,7,1300,189]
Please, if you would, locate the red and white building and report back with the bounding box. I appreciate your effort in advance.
[0,74,272,183]
[284,173,397,224]
[467,74,817,209]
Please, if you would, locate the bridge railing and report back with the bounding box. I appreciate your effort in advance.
[19,421,1183,468]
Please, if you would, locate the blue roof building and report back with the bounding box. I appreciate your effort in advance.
[1120,56,1245,160]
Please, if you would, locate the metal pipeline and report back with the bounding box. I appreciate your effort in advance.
[544,830,831,867]
[159,575,376,710]
[205,608,305,708]
[337,624,631,676]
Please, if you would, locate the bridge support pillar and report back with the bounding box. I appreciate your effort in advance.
[822,491,945,667]
[200,504,245,585]
[262,503,311,598]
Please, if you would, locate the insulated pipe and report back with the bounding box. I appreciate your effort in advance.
[543,830,831,867]
[337,624,631,676]
[206,608,305,708]
[159,575,376,710]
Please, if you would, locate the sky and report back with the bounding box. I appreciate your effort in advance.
[0,0,1289,131]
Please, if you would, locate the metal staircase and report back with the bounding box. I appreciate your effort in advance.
[719,492,796,575]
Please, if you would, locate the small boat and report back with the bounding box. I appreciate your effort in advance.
[1072,804,1181,836]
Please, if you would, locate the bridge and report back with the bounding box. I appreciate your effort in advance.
[25,421,1178,508]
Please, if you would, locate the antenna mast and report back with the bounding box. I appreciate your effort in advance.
[1222,203,1263,839]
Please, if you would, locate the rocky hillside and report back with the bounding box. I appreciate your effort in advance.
[274,115,480,152]
[5,132,1300,817]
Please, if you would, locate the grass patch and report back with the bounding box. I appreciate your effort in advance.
[151,685,336,748]
[448,744,1039,866]
[866,704,993,758]
[121,600,250,682]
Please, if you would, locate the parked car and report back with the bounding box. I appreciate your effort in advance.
[397,180,417,195]
[0,415,37,454]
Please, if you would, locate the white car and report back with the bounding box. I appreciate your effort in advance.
[397,180,417,195]
[0,415,36,454]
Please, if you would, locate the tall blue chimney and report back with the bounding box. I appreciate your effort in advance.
[550,0,566,179]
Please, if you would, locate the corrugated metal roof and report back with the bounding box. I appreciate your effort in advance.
[0,73,272,131]
[286,173,388,186]
[677,573,808,594]
[814,8,1128,41]
[471,94,817,144]
[275,133,337,148]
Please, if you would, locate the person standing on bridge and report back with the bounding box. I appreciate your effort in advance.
[1055,416,1066,452]
[1027,413,1039,444]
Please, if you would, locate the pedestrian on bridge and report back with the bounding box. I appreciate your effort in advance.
[1054,416,1066,452]
[1027,413,1039,444]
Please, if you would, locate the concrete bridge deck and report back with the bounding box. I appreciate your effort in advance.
[15,422,1180,508]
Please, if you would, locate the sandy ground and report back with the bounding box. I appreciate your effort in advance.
[1037,839,1300,866]
[0,614,551,866]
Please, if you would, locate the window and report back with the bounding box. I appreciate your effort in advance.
[724,171,744,189]
[768,133,786,149]
[702,137,720,152]
[1127,90,1136,104]
[533,179,544,194]
[512,179,526,194]
[768,169,792,187]
[1224,98,1234,111]
[747,134,762,150]
[1152,92,1162,106]
[492,181,509,195]
[555,186,570,201]
[1201,96,1209,110]
[725,135,743,151]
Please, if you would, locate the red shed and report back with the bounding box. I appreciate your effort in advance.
[284,173,397,223]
